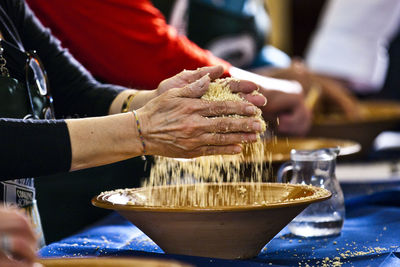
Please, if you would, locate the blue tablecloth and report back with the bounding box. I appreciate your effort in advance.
[39,184,400,266]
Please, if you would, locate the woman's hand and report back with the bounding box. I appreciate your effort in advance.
[157,66,267,107]
[68,67,266,170]
[110,65,266,114]
[138,74,263,158]
[0,207,38,267]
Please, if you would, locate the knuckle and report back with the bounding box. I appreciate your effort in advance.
[242,120,251,131]
[178,69,189,77]
[215,134,226,144]
[212,102,228,114]
[179,104,193,115]
[183,102,200,114]
[181,123,196,137]
[216,120,229,132]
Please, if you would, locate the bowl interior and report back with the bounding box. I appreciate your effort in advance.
[93,183,331,211]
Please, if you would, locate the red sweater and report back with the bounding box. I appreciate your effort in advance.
[26,0,231,89]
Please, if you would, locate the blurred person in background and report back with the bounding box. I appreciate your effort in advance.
[305,0,400,157]
[264,0,400,119]
[306,0,400,100]
[161,0,290,69]
[265,0,400,161]
[26,0,311,136]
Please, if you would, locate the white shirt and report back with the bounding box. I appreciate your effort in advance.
[306,0,400,93]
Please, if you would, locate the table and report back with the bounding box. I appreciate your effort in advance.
[39,183,400,266]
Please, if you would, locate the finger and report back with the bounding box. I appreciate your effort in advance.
[277,114,302,136]
[201,117,263,133]
[178,144,243,158]
[200,132,258,146]
[177,74,210,98]
[226,79,259,94]
[198,144,244,156]
[178,66,224,83]
[241,93,267,107]
[0,258,37,267]
[290,58,307,71]
[6,235,37,263]
[0,211,36,243]
[260,89,303,114]
[199,100,259,117]
[277,108,311,136]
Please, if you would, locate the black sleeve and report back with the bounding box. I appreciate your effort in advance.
[15,0,126,118]
[0,118,71,180]
[0,0,127,179]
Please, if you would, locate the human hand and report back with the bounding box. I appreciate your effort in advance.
[311,74,361,120]
[259,89,312,136]
[157,66,266,107]
[257,59,361,120]
[138,74,263,158]
[0,207,38,267]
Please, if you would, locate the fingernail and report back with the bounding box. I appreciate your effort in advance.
[244,134,257,142]
[233,146,242,153]
[253,122,261,131]
[263,97,267,106]
[246,105,256,114]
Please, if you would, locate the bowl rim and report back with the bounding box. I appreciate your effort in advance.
[263,137,361,162]
[313,100,400,126]
[92,182,332,213]
[38,257,191,267]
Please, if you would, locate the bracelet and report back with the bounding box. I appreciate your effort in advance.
[121,92,139,113]
[132,110,146,160]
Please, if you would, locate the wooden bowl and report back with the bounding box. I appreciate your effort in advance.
[92,183,331,259]
[308,100,400,156]
[240,137,360,179]
[38,257,192,267]
[260,137,361,163]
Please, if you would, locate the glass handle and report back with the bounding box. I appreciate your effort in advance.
[277,162,293,183]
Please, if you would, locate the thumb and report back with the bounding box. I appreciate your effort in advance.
[177,74,210,98]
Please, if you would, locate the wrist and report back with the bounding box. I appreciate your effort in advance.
[121,92,139,113]
[128,90,158,111]
[132,110,146,160]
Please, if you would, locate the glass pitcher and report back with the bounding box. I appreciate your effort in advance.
[277,148,345,237]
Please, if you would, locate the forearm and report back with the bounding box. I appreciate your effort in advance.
[0,118,71,180]
[66,112,143,171]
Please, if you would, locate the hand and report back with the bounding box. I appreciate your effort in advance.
[157,66,267,107]
[257,59,361,120]
[138,74,263,158]
[0,207,38,267]
[311,74,362,120]
[259,89,312,136]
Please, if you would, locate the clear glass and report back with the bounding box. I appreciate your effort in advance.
[278,148,345,237]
